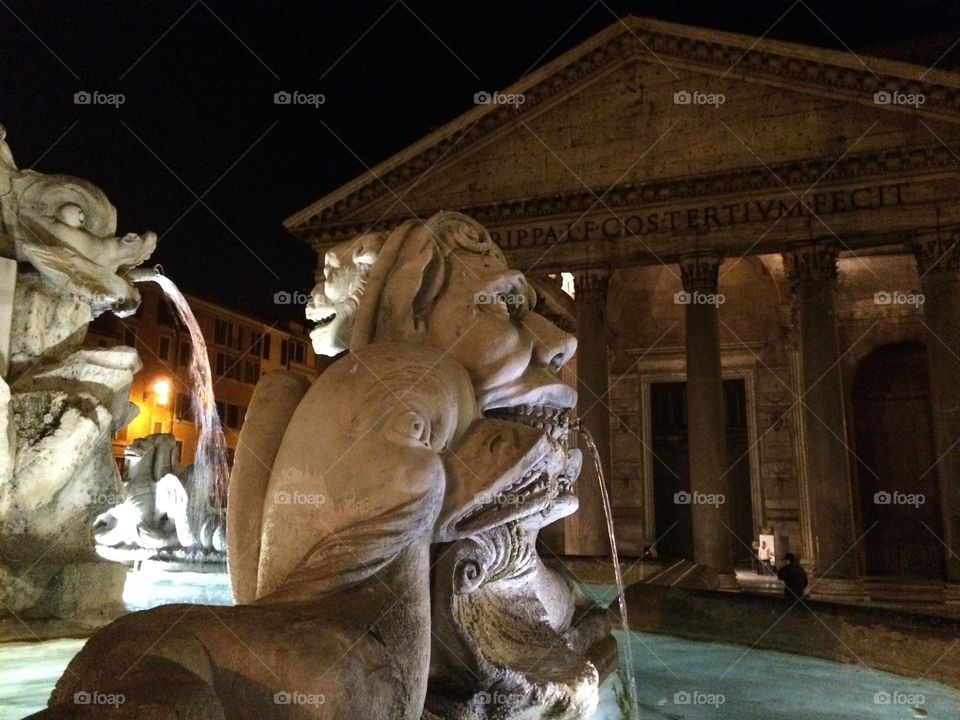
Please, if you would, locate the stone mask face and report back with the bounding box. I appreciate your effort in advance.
[306,233,382,356]
[303,212,583,534]
[420,250,577,414]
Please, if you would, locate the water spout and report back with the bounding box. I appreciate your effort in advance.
[580,427,639,719]
[128,267,229,536]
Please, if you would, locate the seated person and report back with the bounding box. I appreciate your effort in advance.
[776,552,809,599]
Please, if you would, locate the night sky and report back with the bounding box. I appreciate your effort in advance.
[2,0,957,320]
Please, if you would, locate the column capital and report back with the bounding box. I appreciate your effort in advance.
[678,251,722,294]
[783,242,839,285]
[912,233,960,277]
[573,268,609,302]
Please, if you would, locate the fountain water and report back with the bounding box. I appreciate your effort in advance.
[128,267,229,537]
[580,427,639,720]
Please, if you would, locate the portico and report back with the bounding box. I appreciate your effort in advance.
[287,16,960,603]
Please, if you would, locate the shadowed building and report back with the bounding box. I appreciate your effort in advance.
[285,17,960,605]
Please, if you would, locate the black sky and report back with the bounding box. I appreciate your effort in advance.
[2,0,958,319]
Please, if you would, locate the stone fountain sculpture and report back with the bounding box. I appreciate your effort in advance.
[34,212,608,719]
[0,123,157,636]
[304,215,614,719]
[92,433,226,559]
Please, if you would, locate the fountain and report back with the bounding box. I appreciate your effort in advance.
[127,267,229,536]
[70,263,230,572]
[91,432,227,563]
[88,266,230,568]
[29,212,617,719]
[0,122,158,636]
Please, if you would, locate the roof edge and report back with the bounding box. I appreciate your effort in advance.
[285,14,960,231]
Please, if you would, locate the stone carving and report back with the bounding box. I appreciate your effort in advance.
[0,123,157,635]
[300,139,955,246]
[0,124,156,325]
[911,232,960,276]
[36,212,607,719]
[299,17,959,231]
[307,212,612,718]
[92,433,226,558]
[41,344,481,718]
[305,231,383,356]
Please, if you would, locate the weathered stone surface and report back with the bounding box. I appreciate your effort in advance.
[0,377,13,485]
[8,276,93,375]
[4,389,116,558]
[227,370,311,605]
[0,122,156,634]
[0,257,15,376]
[35,212,601,720]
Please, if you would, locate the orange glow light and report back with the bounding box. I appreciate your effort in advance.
[153,378,171,406]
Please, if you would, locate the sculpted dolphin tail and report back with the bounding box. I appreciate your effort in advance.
[227,371,311,605]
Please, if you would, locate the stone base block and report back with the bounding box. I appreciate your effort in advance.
[807,576,869,604]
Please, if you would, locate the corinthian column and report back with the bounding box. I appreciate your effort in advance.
[679,252,736,586]
[784,243,860,596]
[567,269,612,556]
[912,234,960,585]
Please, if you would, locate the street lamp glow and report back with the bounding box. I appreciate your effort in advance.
[153,378,171,406]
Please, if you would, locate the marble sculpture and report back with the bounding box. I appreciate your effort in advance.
[33,211,611,719]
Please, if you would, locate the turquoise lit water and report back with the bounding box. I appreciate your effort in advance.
[593,630,958,719]
[3,570,958,719]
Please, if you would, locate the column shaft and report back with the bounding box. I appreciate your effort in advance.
[784,243,857,580]
[680,253,735,577]
[569,269,611,555]
[913,236,960,583]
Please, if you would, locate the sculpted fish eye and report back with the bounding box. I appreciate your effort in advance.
[55,203,85,228]
[387,410,432,447]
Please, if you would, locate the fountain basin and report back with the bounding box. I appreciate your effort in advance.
[6,627,958,719]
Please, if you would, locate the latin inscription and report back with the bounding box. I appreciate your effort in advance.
[488,183,907,248]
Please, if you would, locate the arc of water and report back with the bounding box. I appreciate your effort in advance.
[130,268,229,538]
[580,427,639,719]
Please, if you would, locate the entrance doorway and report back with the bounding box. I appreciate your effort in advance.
[651,379,753,561]
[852,342,944,579]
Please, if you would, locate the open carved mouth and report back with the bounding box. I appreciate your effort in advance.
[307,307,337,328]
[485,403,578,484]
[485,404,575,438]
[436,398,582,541]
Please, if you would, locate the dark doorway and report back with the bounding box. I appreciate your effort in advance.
[852,342,944,579]
[651,382,693,559]
[724,381,754,562]
[651,379,753,561]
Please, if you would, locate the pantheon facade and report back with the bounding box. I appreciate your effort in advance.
[286,17,960,604]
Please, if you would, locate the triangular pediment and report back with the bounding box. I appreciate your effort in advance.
[287,15,960,247]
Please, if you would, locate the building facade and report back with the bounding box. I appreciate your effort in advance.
[285,17,960,603]
[84,284,323,468]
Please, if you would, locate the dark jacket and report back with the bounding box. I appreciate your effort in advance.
[776,561,808,598]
